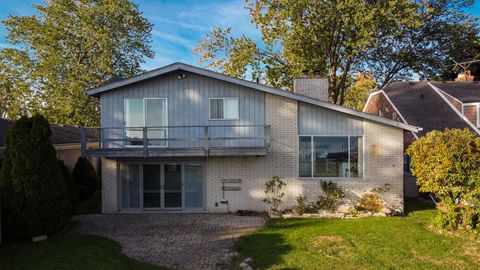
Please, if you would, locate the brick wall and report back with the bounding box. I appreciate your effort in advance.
[102,158,119,213]
[206,93,404,213]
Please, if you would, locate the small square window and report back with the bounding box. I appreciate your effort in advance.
[210,98,239,120]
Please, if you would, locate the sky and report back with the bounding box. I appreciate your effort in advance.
[0,0,479,71]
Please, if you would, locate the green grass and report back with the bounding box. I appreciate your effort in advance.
[0,235,165,270]
[236,199,480,270]
[75,191,101,214]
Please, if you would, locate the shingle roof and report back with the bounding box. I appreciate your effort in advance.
[382,82,475,137]
[430,81,480,103]
[0,119,97,148]
[86,62,421,132]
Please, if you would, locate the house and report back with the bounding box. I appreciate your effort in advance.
[81,62,421,213]
[0,119,100,171]
[363,81,480,197]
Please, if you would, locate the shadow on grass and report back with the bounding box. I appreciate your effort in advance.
[404,197,436,216]
[236,232,293,269]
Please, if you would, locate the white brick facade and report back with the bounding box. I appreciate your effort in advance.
[101,94,404,213]
[205,94,404,213]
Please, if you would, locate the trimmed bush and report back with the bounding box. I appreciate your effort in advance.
[0,115,72,239]
[72,157,100,201]
[58,159,78,206]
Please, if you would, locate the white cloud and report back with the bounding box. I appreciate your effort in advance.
[151,30,196,49]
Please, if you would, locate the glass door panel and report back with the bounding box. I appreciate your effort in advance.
[124,99,144,146]
[121,164,141,209]
[145,99,167,146]
[143,164,161,208]
[164,164,182,208]
[185,165,203,208]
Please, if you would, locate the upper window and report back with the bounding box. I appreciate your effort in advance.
[299,136,363,178]
[209,98,239,120]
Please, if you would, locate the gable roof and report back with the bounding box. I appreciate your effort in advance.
[429,81,480,103]
[380,82,477,137]
[0,119,97,148]
[87,62,421,132]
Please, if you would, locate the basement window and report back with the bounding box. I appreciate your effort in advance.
[209,98,239,120]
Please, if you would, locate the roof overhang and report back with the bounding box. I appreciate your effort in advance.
[87,62,422,133]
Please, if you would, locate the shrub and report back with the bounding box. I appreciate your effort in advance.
[58,159,78,206]
[72,157,100,201]
[0,115,72,239]
[407,129,480,232]
[316,181,344,211]
[263,176,286,214]
[356,193,383,212]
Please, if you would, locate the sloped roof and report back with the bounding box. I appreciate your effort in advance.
[0,119,97,147]
[382,82,475,137]
[87,62,421,132]
[429,81,480,103]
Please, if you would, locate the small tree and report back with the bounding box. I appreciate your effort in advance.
[72,157,100,201]
[407,129,480,232]
[263,176,286,214]
[0,115,72,239]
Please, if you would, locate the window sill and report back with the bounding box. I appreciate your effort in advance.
[298,177,364,180]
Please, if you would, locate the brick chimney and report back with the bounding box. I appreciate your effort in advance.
[455,70,475,81]
[293,75,329,102]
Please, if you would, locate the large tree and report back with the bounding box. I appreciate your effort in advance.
[0,0,154,125]
[195,0,479,105]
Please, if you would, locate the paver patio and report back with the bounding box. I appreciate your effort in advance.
[70,213,266,269]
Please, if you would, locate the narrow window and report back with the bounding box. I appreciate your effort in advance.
[210,98,239,120]
[299,136,312,177]
[378,109,383,117]
[392,112,398,121]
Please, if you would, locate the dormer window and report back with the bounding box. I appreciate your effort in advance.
[209,98,239,120]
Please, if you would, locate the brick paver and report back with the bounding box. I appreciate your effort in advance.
[70,214,266,269]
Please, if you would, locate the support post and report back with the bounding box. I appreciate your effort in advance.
[143,127,148,157]
[204,126,209,156]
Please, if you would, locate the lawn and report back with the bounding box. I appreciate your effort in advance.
[0,235,164,270]
[236,199,480,269]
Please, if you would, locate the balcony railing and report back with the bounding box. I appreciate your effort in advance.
[80,125,271,157]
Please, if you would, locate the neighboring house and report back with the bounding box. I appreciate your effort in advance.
[364,81,480,197]
[0,119,100,171]
[81,62,420,214]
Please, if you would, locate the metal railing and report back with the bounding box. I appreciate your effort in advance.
[80,125,271,157]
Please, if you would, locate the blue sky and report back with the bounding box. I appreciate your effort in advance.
[1,0,479,71]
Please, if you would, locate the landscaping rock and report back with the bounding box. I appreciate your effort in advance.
[239,262,248,268]
[243,257,253,263]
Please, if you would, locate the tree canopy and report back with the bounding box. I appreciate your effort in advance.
[195,0,479,105]
[0,0,154,125]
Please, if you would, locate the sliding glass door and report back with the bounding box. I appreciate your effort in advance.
[124,98,168,147]
[123,163,203,211]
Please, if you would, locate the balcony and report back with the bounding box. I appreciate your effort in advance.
[80,125,271,158]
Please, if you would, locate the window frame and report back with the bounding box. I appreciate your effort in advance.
[298,134,364,179]
[209,97,240,120]
[123,97,168,148]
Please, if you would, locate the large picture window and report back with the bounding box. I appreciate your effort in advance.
[299,136,363,178]
[209,98,239,120]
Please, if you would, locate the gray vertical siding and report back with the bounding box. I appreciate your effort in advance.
[100,71,265,148]
[298,102,363,135]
